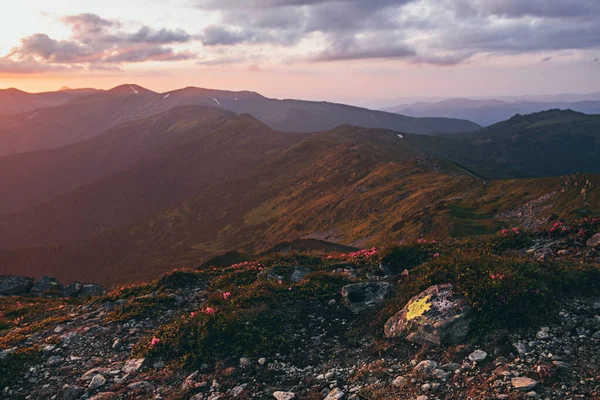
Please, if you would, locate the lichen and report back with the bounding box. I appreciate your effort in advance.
[406,295,432,320]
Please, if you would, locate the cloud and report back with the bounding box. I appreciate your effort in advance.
[104,47,195,63]
[0,57,68,74]
[126,27,191,44]
[13,34,96,63]
[3,13,195,73]
[189,0,600,65]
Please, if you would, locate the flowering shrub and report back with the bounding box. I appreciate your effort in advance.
[340,248,380,268]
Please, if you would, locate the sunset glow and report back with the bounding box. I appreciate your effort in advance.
[1,0,599,104]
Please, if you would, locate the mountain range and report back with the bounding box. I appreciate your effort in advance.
[0,85,479,157]
[385,97,600,126]
[0,84,598,287]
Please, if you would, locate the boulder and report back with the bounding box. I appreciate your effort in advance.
[290,266,311,283]
[341,282,395,313]
[384,283,473,346]
[0,275,33,296]
[30,276,64,297]
[587,233,600,248]
[64,282,107,298]
[80,283,106,298]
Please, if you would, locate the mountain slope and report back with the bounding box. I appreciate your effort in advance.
[0,87,97,115]
[0,106,237,215]
[0,85,479,157]
[1,114,598,287]
[386,97,600,126]
[411,110,600,178]
[159,87,481,134]
[0,109,305,249]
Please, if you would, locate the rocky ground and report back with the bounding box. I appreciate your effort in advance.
[1,232,599,400]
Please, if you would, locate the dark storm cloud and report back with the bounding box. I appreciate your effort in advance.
[4,13,194,72]
[192,0,600,65]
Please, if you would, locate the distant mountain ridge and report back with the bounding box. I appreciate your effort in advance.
[385,97,600,126]
[0,84,480,157]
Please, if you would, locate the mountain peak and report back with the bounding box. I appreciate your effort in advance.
[107,84,156,95]
[0,87,27,94]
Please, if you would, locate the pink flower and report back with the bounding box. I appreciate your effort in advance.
[151,337,160,346]
[512,227,519,234]
[190,311,197,318]
[223,292,231,300]
[433,253,440,258]
[204,307,215,315]
[578,228,585,236]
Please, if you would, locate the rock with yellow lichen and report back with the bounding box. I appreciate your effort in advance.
[384,283,473,346]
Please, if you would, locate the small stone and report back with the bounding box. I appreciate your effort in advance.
[421,383,431,392]
[514,342,528,356]
[273,391,295,400]
[536,327,551,340]
[413,360,438,378]
[324,388,344,400]
[54,325,67,334]
[123,358,145,373]
[62,384,84,400]
[230,384,248,397]
[88,374,107,390]
[442,363,461,371]
[586,233,600,248]
[47,356,64,366]
[127,381,154,393]
[392,376,407,387]
[468,349,488,362]
[258,357,267,365]
[526,391,537,398]
[112,339,123,350]
[557,249,570,256]
[240,357,251,367]
[511,377,538,391]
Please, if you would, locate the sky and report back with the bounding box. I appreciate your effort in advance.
[1,0,599,106]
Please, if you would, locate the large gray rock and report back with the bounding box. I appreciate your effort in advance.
[0,275,33,296]
[30,276,64,297]
[290,266,311,283]
[587,233,600,248]
[341,282,394,313]
[384,283,473,346]
[63,282,106,298]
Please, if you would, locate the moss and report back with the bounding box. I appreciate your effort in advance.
[106,293,178,322]
[406,295,431,321]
